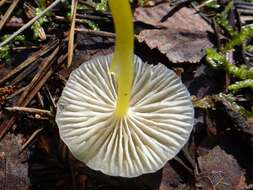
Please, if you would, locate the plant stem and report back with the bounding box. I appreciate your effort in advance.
[109,0,134,118]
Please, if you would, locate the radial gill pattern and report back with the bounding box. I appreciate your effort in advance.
[56,55,194,177]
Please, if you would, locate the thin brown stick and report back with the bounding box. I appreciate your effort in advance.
[0,45,60,140]
[75,28,116,38]
[0,0,8,7]
[37,92,44,107]
[0,0,20,30]
[195,0,215,9]
[11,61,39,85]
[17,46,59,105]
[0,0,62,47]
[76,13,109,21]
[174,156,194,175]
[19,128,44,154]
[44,85,57,109]
[5,106,53,117]
[55,15,102,24]
[67,0,78,68]
[0,41,58,85]
[7,86,27,99]
[12,46,40,51]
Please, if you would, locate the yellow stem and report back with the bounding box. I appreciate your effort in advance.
[108,0,134,117]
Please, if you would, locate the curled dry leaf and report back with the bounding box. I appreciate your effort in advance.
[197,146,246,190]
[134,3,213,63]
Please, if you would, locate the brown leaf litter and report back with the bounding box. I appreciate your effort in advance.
[134,2,213,63]
[0,133,29,190]
[196,146,246,190]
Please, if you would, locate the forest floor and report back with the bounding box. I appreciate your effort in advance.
[0,0,253,190]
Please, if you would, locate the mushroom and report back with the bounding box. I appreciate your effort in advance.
[56,0,194,178]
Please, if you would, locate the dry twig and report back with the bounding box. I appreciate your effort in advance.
[0,41,58,85]
[5,106,53,117]
[67,0,78,67]
[0,0,7,7]
[0,0,63,47]
[75,28,116,38]
[0,0,20,30]
[20,128,44,154]
[0,43,60,140]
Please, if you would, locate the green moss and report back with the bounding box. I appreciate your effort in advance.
[206,48,226,69]
[77,3,89,10]
[224,25,253,51]
[0,46,11,62]
[79,19,99,30]
[228,79,253,92]
[206,48,253,79]
[96,0,108,11]
[137,0,147,6]
[0,35,25,62]
[1,34,25,42]
[205,0,253,118]
[193,95,216,109]
[215,1,236,37]
[38,0,46,8]
[245,45,253,52]
[205,0,220,9]
[194,93,253,118]
[31,8,48,39]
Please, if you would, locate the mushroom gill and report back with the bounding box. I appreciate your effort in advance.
[56,55,194,177]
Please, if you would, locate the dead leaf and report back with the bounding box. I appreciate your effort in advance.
[159,162,191,190]
[58,33,114,79]
[134,3,213,63]
[0,64,10,80]
[0,134,29,190]
[196,146,246,190]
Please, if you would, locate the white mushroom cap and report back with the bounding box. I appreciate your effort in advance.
[56,55,194,177]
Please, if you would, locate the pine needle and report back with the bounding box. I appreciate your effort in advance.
[67,0,78,68]
[0,0,20,30]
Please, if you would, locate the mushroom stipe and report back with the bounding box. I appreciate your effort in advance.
[56,55,194,177]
